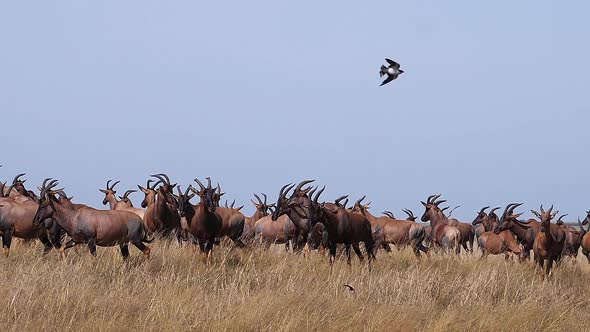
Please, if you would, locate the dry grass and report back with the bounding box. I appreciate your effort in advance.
[1,241,590,332]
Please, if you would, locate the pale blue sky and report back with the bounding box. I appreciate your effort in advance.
[1,1,589,220]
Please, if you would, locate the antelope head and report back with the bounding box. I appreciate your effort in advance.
[292,179,315,198]
[420,194,446,222]
[555,214,568,227]
[402,208,417,221]
[8,173,28,196]
[138,179,160,208]
[175,185,195,218]
[99,179,120,205]
[33,178,61,226]
[252,193,272,216]
[191,177,217,213]
[495,203,525,234]
[472,206,490,226]
[271,182,296,221]
[158,174,181,211]
[531,204,558,232]
[118,190,137,206]
[351,196,370,216]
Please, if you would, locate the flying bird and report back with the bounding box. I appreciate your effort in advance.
[379,58,404,86]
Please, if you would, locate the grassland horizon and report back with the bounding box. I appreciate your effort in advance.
[1,240,590,332]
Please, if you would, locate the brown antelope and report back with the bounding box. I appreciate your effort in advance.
[0,176,57,256]
[241,193,272,243]
[420,194,460,254]
[554,214,583,259]
[175,179,222,259]
[439,203,474,253]
[100,180,146,220]
[306,187,375,268]
[271,180,315,251]
[255,185,298,250]
[496,203,565,262]
[353,199,428,257]
[471,206,521,260]
[207,183,246,247]
[33,179,153,259]
[579,211,590,263]
[141,174,181,238]
[532,205,562,275]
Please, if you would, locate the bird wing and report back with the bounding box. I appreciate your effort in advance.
[380,74,397,86]
[385,58,400,69]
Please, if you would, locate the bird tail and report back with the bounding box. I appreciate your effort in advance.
[380,65,386,77]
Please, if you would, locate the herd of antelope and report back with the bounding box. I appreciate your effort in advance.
[1,169,590,275]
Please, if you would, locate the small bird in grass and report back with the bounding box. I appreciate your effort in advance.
[342,284,355,293]
[379,58,404,86]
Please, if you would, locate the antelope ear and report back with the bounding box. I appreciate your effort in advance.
[99,189,108,194]
[514,213,523,219]
[421,201,427,207]
[531,210,541,218]
[138,185,147,193]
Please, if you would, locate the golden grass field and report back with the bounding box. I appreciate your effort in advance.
[1,241,590,332]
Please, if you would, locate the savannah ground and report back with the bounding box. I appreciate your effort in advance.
[1,241,590,331]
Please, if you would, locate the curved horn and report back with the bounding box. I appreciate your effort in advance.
[434,199,446,206]
[278,183,293,198]
[262,193,267,206]
[12,173,26,184]
[314,186,325,204]
[479,206,490,214]
[205,177,212,189]
[507,202,523,215]
[194,178,206,191]
[403,208,415,219]
[335,195,349,206]
[254,193,263,205]
[355,195,366,206]
[151,174,168,186]
[556,214,568,223]
[547,205,553,214]
[382,211,396,219]
[294,179,315,193]
[426,194,436,204]
[154,173,171,185]
[307,186,317,200]
[123,189,136,199]
[489,207,501,214]
[110,180,120,190]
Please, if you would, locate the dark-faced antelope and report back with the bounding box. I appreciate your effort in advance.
[496,203,565,262]
[33,179,153,259]
[176,179,222,259]
[353,199,428,257]
[306,187,375,268]
[242,193,272,243]
[420,194,460,254]
[554,214,583,259]
[531,205,563,275]
[100,180,146,220]
[271,180,315,251]
[0,176,57,256]
[207,183,246,248]
[472,206,521,260]
[141,174,181,238]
